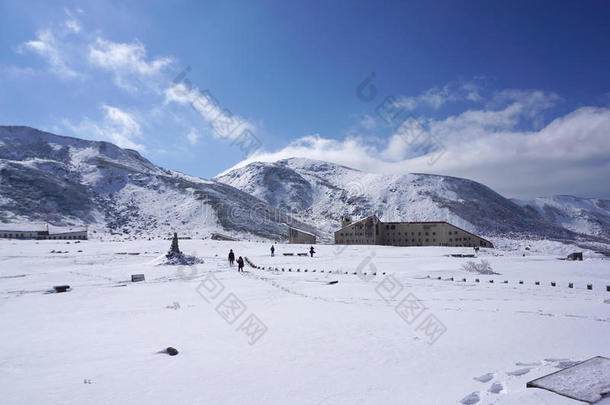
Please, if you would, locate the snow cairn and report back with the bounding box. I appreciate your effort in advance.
[158,233,204,266]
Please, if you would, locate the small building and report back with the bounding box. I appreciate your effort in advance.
[334,215,493,248]
[47,226,88,240]
[0,224,87,240]
[210,233,238,241]
[288,227,316,244]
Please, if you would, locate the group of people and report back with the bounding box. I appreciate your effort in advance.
[227,249,245,272]
[270,245,315,257]
[228,245,317,273]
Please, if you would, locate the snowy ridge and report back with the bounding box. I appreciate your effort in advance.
[216,158,606,242]
[512,195,610,240]
[0,126,314,240]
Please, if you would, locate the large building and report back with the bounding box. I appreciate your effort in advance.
[334,215,493,248]
[0,224,88,240]
[288,226,316,244]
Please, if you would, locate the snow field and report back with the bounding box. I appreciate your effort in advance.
[0,239,608,404]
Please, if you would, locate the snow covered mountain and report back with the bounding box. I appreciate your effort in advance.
[216,158,606,242]
[512,195,610,240]
[0,126,313,240]
[3,126,607,244]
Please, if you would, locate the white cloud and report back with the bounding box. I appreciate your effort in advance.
[63,104,145,151]
[186,128,202,145]
[18,30,79,79]
[394,79,485,111]
[164,82,257,142]
[63,8,82,33]
[224,103,610,199]
[89,38,174,91]
[359,114,377,130]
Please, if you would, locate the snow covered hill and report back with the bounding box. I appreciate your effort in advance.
[216,158,605,242]
[2,126,607,245]
[512,195,610,240]
[0,126,313,240]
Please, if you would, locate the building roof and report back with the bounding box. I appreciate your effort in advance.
[48,226,88,235]
[288,226,316,237]
[0,223,46,232]
[0,223,87,234]
[334,215,380,232]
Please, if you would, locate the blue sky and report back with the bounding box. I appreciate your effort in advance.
[1,0,609,198]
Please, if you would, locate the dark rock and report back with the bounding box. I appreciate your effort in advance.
[166,347,178,356]
[567,252,583,261]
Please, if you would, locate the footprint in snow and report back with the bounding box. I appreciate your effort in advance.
[515,361,541,367]
[473,373,494,383]
[506,368,530,376]
[460,391,480,404]
[488,382,504,394]
[555,360,580,369]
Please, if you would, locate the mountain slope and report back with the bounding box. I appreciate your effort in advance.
[0,126,313,240]
[512,195,610,240]
[216,158,592,241]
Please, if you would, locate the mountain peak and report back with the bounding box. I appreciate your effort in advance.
[216,157,598,241]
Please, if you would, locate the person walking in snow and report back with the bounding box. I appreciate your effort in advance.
[270,245,275,257]
[237,256,245,272]
[309,246,315,258]
[228,249,235,266]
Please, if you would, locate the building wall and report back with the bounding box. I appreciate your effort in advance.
[0,231,87,240]
[0,231,42,239]
[334,215,383,245]
[46,231,88,240]
[289,228,316,244]
[334,216,493,248]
